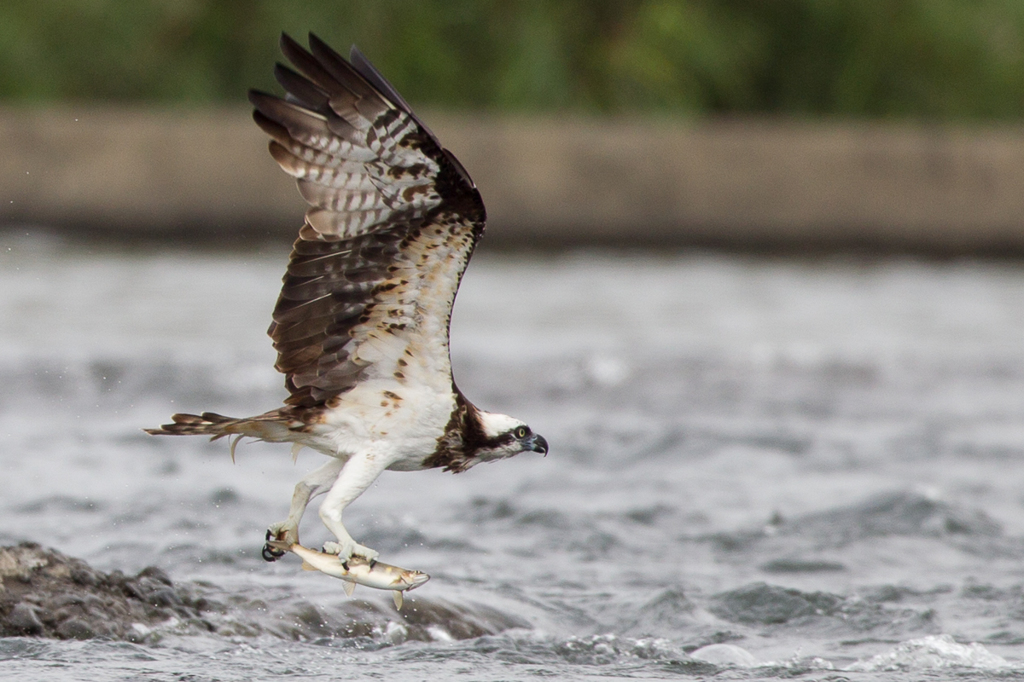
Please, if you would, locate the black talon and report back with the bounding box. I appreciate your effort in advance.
[262,543,284,562]
[263,529,285,562]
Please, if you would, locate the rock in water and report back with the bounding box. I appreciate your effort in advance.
[0,543,210,641]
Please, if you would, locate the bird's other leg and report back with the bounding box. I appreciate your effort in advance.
[262,457,344,562]
[318,451,388,562]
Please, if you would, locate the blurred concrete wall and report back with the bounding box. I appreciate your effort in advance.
[2,107,1024,253]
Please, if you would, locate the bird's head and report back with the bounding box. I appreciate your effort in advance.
[473,411,548,462]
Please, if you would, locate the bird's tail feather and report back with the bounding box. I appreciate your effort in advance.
[145,410,305,462]
[144,411,293,440]
[145,412,243,438]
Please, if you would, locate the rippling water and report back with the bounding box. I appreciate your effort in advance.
[3,232,1024,680]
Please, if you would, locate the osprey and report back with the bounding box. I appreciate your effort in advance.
[146,33,547,564]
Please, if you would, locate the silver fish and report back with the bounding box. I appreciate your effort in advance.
[267,541,429,609]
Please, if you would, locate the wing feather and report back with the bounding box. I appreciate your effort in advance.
[252,33,485,409]
[273,64,330,111]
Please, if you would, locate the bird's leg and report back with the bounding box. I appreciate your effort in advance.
[262,456,344,561]
[318,451,388,562]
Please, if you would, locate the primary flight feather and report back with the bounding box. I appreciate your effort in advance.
[146,33,548,564]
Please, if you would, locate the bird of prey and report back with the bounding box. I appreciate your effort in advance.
[146,33,548,564]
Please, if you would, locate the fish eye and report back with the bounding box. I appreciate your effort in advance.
[515,426,530,439]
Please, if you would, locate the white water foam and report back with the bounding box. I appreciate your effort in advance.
[847,634,1013,672]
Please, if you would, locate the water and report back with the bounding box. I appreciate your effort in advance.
[3,232,1024,679]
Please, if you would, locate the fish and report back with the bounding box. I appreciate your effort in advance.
[267,541,429,609]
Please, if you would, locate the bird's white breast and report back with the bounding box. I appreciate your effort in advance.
[311,380,455,471]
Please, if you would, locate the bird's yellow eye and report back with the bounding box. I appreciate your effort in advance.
[515,426,529,439]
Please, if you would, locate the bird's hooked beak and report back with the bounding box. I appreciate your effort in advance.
[529,433,549,456]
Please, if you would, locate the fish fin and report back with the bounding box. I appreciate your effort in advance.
[290,442,305,463]
[392,591,403,610]
[229,435,244,464]
[343,581,356,597]
[301,561,317,571]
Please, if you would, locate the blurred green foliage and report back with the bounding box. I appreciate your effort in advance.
[1,0,1022,119]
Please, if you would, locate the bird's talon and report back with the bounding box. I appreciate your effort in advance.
[263,522,297,562]
[321,540,378,563]
[262,543,284,562]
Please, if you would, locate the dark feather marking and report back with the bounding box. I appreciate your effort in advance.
[307,34,383,105]
[424,392,507,472]
[274,63,330,111]
[279,34,345,97]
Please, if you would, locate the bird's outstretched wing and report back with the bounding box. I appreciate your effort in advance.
[250,33,486,410]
